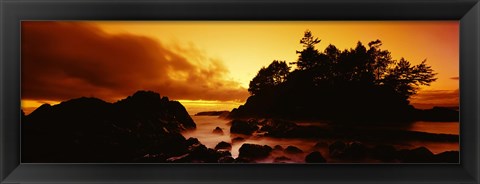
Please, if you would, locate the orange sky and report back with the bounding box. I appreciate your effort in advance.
[21,21,459,114]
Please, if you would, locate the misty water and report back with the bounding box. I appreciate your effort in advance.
[182,116,459,163]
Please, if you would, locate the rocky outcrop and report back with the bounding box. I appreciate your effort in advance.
[284,146,304,154]
[238,143,272,160]
[212,127,224,135]
[22,90,196,163]
[215,141,232,150]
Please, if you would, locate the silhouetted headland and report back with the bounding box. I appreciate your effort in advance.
[194,111,230,117]
[22,91,231,163]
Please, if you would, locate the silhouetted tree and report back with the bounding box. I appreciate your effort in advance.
[367,40,395,83]
[248,60,290,95]
[291,30,322,70]
[383,58,437,98]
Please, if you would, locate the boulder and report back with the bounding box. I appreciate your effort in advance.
[186,143,232,163]
[212,127,224,135]
[284,146,304,154]
[273,145,284,151]
[215,141,232,150]
[230,119,259,135]
[238,143,272,160]
[305,151,326,163]
[186,137,200,146]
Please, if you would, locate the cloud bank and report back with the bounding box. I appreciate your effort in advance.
[22,22,249,102]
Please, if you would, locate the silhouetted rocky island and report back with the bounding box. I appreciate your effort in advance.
[228,31,459,123]
[22,91,230,163]
[194,111,230,117]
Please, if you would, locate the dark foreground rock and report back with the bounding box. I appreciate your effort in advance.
[238,143,272,160]
[273,145,284,151]
[218,156,235,163]
[215,141,232,150]
[22,90,196,163]
[166,142,232,163]
[284,146,304,154]
[260,119,331,139]
[397,147,435,163]
[212,127,224,135]
[328,141,368,160]
[434,151,459,163]
[371,144,397,162]
[230,119,259,135]
[305,151,326,163]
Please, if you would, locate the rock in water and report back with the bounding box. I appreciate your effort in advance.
[305,151,326,163]
[230,119,258,135]
[284,146,304,154]
[212,127,224,134]
[273,145,284,151]
[215,141,232,150]
[238,143,272,160]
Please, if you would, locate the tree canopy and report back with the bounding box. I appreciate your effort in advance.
[239,30,438,121]
[249,30,437,99]
[248,60,290,95]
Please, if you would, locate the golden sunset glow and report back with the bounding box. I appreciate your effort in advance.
[21,21,459,114]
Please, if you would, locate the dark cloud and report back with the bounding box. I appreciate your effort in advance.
[409,89,459,109]
[21,22,249,102]
[450,76,459,80]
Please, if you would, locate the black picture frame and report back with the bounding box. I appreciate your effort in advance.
[1,0,479,183]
